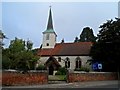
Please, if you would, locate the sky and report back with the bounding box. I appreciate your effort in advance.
[1,1,119,48]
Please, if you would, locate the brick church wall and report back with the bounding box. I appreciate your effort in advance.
[2,70,48,86]
[67,71,118,83]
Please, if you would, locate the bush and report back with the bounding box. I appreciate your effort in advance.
[55,71,62,75]
[2,58,10,69]
[55,67,67,75]
[74,67,90,72]
[36,64,46,70]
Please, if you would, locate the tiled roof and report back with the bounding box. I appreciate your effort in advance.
[45,56,61,69]
[37,42,92,56]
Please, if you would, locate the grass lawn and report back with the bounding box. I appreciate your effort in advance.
[48,75,66,81]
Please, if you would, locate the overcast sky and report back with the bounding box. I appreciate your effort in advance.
[1,1,119,48]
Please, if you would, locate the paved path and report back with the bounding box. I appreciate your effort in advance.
[48,75,66,81]
[2,80,119,89]
[48,75,62,81]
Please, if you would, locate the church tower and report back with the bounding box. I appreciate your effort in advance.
[42,6,57,49]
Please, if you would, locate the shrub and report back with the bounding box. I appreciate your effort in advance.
[36,64,46,70]
[55,67,67,75]
[55,71,62,75]
[74,67,90,72]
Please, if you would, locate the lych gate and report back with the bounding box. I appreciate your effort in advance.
[45,56,61,75]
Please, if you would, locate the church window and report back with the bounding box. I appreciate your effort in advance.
[58,57,61,62]
[75,56,81,69]
[46,34,49,40]
[46,43,49,46]
[65,57,70,68]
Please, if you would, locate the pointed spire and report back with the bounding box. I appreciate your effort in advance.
[47,6,53,30]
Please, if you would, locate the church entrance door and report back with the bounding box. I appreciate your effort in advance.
[49,65,54,75]
[45,56,61,75]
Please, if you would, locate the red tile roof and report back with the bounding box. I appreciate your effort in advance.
[37,42,92,56]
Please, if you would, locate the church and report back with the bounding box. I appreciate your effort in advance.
[37,7,92,75]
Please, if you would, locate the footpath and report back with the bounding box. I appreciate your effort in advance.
[2,80,119,88]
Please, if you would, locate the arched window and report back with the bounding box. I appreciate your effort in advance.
[58,57,61,62]
[65,57,70,68]
[75,56,81,69]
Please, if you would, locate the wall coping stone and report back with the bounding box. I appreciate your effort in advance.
[73,71,117,74]
[3,69,48,73]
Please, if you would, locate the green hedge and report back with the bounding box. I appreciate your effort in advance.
[74,67,90,72]
[55,67,67,75]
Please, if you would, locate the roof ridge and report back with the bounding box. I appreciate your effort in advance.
[56,42,92,44]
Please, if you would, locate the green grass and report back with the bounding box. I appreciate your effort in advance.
[48,75,66,81]
[57,75,66,80]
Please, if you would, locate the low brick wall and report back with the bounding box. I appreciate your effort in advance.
[2,70,48,86]
[67,71,118,83]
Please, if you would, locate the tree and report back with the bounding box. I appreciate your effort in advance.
[2,37,39,71]
[79,27,96,42]
[9,37,25,53]
[7,37,26,69]
[0,30,7,39]
[90,18,120,72]
[1,30,8,69]
[26,39,33,51]
[2,48,11,69]
[0,30,7,48]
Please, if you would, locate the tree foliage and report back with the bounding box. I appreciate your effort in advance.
[0,30,7,39]
[2,37,39,71]
[79,27,96,42]
[2,49,11,69]
[26,40,33,51]
[0,30,7,48]
[90,18,120,72]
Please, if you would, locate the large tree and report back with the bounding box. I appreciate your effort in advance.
[90,18,120,72]
[2,37,39,71]
[0,30,7,70]
[79,27,96,42]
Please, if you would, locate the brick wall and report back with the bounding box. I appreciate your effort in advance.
[67,71,118,83]
[2,70,48,86]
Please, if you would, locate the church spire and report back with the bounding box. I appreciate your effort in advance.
[47,6,53,30]
[42,6,57,49]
